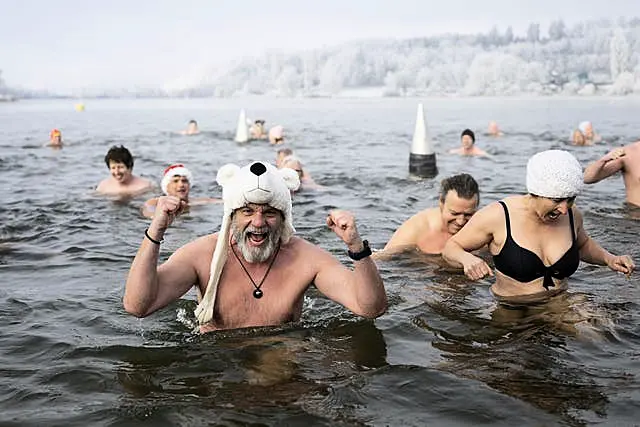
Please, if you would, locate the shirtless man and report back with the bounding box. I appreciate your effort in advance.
[47,129,63,148]
[376,174,479,257]
[181,120,200,135]
[268,125,285,145]
[96,145,154,197]
[279,154,322,191]
[583,141,640,207]
[142,164,222,218]
[249,120,267,140]
[449,129,488,157]
[123,161,387,332]
[487,121,504,137]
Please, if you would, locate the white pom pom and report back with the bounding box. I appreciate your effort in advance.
[279,167,301,191]
[216,164,240,187]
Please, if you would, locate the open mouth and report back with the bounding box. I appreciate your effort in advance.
[246,231,268,245]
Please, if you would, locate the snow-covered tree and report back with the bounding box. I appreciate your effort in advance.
[610,28,630,80]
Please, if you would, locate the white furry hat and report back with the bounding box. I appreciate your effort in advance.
[194,161,300,325]
[161,164,193,195]
[526,150,583,198]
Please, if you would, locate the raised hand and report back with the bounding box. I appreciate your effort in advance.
[149,196,186,237]
[604,147,625,163]
[326,209,363,251]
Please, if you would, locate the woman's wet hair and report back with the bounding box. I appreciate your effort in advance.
[440,173,479,202]
[104,145,134,169]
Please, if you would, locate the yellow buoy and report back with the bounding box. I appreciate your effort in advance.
[74,103,85,112]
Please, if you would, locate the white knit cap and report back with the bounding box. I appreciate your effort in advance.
[161,164,193,195]
[526,150,583,198]
[194,161,300,325]
[578,121,591,134]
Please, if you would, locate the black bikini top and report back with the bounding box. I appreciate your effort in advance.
[493,201,580,290]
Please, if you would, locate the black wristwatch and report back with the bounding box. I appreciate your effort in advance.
[347,240,372,261]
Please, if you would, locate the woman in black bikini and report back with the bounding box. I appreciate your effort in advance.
[443,150,635,303]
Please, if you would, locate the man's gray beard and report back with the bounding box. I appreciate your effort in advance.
[231,222,283,263]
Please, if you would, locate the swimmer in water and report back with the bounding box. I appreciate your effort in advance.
[449,129,489,157]
[279,155,322,191]
[181,120,200,135]
[578,121,601,144]
[123,161,387,333]
[375,174,480,257]
[572,129,587,146]
[96,145,154,197]
[487,121,504,137]
[443,150,634,305]
[268,125,285,145]
[47,129,63,148]
[141,164,222,218]
[249,120,268,140]
[584,140,640,207]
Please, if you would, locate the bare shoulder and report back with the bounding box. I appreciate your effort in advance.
[169,233,218,260]
[95,177,112,192]
[470,199,506,228]
[571,205,584,225]
[284,236,334,263]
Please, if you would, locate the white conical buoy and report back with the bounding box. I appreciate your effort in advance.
[409,103,437,178]
[234,109,249,143]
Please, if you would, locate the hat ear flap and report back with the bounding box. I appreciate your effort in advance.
[279,167,301,191]
[216,164,240,187]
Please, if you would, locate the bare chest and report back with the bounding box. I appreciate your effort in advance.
[196,255,313,330]
[416,230,450,255]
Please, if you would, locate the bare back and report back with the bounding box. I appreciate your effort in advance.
[622,142,640,207]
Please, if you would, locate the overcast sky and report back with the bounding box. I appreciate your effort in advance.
[1,0,638,91]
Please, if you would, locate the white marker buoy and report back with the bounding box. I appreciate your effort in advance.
[234,109,249,143]
[409,103,437,178]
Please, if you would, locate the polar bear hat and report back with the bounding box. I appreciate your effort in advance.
[194,161,300,325]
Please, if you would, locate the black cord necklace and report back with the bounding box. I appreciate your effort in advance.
[231,240,281,299]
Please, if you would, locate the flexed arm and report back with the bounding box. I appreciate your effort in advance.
[123,196,197,317]
[313,210,387,318]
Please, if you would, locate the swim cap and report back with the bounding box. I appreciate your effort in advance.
[578,121,591,133]
[194,161,300,325]
[526,150,583,198]
[50,129,61,138]
[161,164,193,195]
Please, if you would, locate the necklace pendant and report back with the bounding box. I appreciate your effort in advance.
[253,289,263,299]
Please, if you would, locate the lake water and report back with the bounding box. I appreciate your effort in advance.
[1,96,639,426]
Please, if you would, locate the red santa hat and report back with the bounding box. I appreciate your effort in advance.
[161,164,193,195]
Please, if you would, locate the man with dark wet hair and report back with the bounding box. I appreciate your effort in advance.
[96,145,154,197]
[181,120,200,135]
[250,119,267,140]
[376,173,480,256]
[449,129,488,157]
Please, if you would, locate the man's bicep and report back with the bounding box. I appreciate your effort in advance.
[152,250,200,310]
[312,250,356,308]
